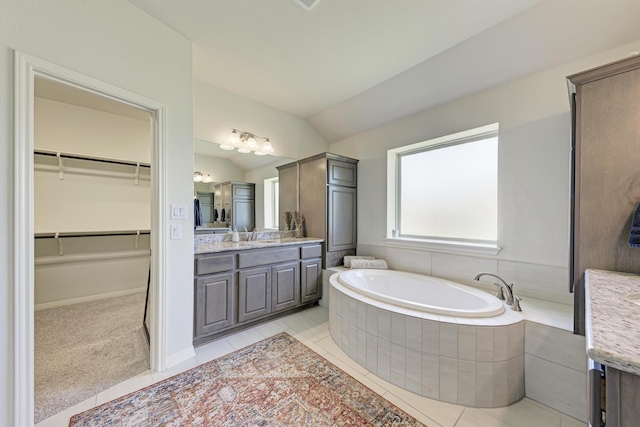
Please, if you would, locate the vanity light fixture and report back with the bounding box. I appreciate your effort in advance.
[226,129,275,155]
[193,171,203,182]
[202,174,212,183]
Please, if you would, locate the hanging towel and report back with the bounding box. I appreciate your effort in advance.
[630,203,640,247]
[221,208,226,222]
[194,199,203,227]
[213,209,219,222]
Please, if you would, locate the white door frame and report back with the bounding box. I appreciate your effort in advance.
[13,51,168,426]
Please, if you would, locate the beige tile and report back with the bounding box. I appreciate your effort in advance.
[367,374,463,427]
[497,260,571,305]
[560,417,587,427]
[390,343,406,388]
[455,408,512,427]
[524,354,587,422]
[225,327,265,350]
[457,360,476,407]
[385,247,433,276]
[475,361,494,407]
[151,356,199,383]
[493,326,508,361]
[391,312,406,346]
[440,323,458,358]
[378,309,391,341]
[356,301,367,329]
[347,323,358,358]
[481,398,562,427]
[366,332,378,373]
[36,395,97,427]
[382,392,444,427]
[422,353,440,399]
[423,319,440,355]
[357,244,387,259]
[440,356,458,404]
[321,352,387,396]
[476,327,494,362]
[315,335,368,375]
[493,360,509,407]
[405,348,422,395]
[524,321,586,373]
[195,338,236,365]
[378,338,391,381]
[300,305,329,325]
[253,319,290,338]
[96,370,154,405]
[525,399,588,427]
[366,304,378,336]
[507,355,525,403]
[406,316,422,351]
[458,325,476,361]
[432,253,498,286]
[356,327,367,366]
[507,323,524,360]
[289,330,328,356]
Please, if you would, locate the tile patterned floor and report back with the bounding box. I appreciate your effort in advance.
[36,306,587,427]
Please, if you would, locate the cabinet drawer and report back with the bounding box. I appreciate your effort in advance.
[301,244,322,259]
[195,253,236,275]
[238,247,299,268]
[327,159,357,187]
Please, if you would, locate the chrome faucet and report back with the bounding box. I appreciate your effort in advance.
[250,228,259,241]
[474,272,521,311]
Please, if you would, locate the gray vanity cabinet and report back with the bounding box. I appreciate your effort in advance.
[232,198,255,232]
[301,258,322,303]
[197,192,214,223]
[327,186,357,252]
[238,266,272,323]
[194,272,235,337]
[271,261,300,312]
[220,181,255,231]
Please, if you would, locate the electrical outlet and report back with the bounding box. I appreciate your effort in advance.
[170,204,187,220]
[170,224,182,240]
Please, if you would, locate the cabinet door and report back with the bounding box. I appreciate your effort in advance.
[301,258,322,303]
[238,266,272,322]
[272,261,300,312]
[327,159,357,187]
[233,184,255,199]
[327,185,357,252]
[194,272,235,338]
[233,198,255,231]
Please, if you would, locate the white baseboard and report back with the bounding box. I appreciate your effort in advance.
[35,287,146,311]
[165,346,196,369]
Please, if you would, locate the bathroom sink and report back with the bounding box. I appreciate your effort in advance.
[625,292,640,307]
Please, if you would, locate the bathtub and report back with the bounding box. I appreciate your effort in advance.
[329,269,524,408]
[338,269,505,317]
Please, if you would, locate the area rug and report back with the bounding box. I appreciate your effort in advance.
[69,332,426,426]
[35,292,149,423]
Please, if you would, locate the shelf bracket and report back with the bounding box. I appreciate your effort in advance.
[57,152,64,180]
[55,232,64,256]
[134,162,140,185]
[135,230,140,250]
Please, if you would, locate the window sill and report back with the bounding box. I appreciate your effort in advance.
[383,237,501,256]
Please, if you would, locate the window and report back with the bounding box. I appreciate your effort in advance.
[264,177,279,229]
[387,123,499,254]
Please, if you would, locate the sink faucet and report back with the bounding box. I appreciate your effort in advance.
[474,272,520,311]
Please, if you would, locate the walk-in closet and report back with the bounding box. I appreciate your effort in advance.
[33,77,152,422]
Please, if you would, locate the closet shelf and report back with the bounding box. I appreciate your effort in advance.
[34,149,151,168]
[35,230,151,239]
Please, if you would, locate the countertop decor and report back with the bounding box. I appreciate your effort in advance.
[585,269,640,374]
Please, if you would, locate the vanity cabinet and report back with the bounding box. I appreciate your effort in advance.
[193,242,323,346]
[196,191,214,223]
[278,153,358,268]
[219,181,255,231]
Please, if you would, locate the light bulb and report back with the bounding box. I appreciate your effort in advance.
[262,139,274,153]
[220,144,235,150]
[247,136,258,149]
[237,148,251,154]
[193,172,203,182]
[202,174,212,183]
[228,130,240,145]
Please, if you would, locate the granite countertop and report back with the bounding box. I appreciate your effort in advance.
[195,237,324,255]
[585,269,640,374]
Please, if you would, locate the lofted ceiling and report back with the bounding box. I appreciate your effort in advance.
[126,0,640,144]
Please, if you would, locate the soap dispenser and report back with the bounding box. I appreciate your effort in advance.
[232,227,240,243]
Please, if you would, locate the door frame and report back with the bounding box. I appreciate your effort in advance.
[13,51,168,426]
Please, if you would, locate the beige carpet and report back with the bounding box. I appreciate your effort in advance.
[35,292,150,423]
[70,332,426,426]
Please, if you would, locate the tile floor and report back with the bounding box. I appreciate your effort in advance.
[36,306,586,427]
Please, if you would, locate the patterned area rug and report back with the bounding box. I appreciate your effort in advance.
[70,332,426,426]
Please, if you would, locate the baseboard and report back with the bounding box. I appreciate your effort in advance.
[165,346,196,369]
[35,287,146,311]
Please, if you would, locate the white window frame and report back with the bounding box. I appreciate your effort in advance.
[386,123,501,255]
[263,177,279,230]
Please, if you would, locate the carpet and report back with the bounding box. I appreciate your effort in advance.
[70,332,426,426]
[35,292,150,423]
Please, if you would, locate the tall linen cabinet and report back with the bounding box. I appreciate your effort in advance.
[278,153,359,268]
[568,55,640,335]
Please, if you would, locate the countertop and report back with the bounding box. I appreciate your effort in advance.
[585,269,640,374]
[195,237,324,255]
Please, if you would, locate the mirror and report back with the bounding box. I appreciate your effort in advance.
[193,139,296,232]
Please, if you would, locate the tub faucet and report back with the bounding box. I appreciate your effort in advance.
[474,273,519,310]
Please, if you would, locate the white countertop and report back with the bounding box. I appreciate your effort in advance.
[586,269,640,374]
[195,237,324,255]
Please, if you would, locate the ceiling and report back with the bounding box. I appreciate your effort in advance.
[126,0,640,143]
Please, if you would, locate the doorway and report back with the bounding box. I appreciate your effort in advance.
[14,51,168,426]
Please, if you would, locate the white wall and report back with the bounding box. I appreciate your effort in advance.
[245,158,294,230]
[330,39,640,305]
[0,1,194,422]
[194,153,245,189]
[194,80,328,160]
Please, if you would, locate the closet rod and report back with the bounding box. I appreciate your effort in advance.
[34,230,151,239]
[34,149,151,168]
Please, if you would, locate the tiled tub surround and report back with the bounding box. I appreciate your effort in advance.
[329,276,525,408]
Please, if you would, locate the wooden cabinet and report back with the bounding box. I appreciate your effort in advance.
[193,243,323,345]
[219,181,255,231]
[568,55,640,334]
[194,272,235,337]
[301,258,322,304]
[271,261,300,312]
[232,198,255,232]
[197,192,214,223]
[238,266,271,322]
[278,153,358,268]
